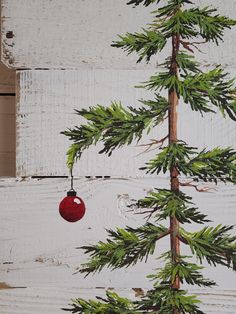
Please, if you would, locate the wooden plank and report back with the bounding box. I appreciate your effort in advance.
[16,69,236,177]
[0,177,235,313]
[0,153,15,176]
[0,287,236,314]
[0,4,16,177]
[0,3,15,92]
[0,115,15,134]
[0,63,15,93]
[0,96,15,176]
[1,0,236,69]
[0,96,15,113]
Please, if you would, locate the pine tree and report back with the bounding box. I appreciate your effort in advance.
[62,1,236,313]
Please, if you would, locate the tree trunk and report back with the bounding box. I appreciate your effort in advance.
[169,34,180,314]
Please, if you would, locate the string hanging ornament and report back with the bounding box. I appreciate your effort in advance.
[59,169,86,222]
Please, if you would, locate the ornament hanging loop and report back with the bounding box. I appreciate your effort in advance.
[70,168,74,191]
[67,168,77,196]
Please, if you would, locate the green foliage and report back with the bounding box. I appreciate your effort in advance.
[127,0,193,7]
[141,142,236,183]
[150,257,215,287]
[173,262,214,287]
[141,70,178,92]
[132,189,210,224]
[180,225,236,269]
[127,0,160,6]
[65,285,204,314]
[117,3,236,60]
[167,52,201,75]
[63,291,138,314]
[142,68,236,117]
[187,147,236,183]
[112,29,166,63]
[62,96,168,168]
[156,6,236,42]
[137,284,204,314]
[140,141,196,174]
[180,69,236,117]
[63,0,236,313]
[79,223,168,275]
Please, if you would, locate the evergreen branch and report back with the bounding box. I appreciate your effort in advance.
[155,1,193,19]
[78,223,169,275]
[187,147,236,183]
[141,70,180,93]
[150,258,216,287]
[180,68,236,117]
[62,96,169,168]
[64,284,205,314]
[127,0,161,7]
[180,225,236,269]
[140,141,195,174]
[141,142,236,184]
[175,52,201,74]
[160,51,201,75]
[112,29,166,63]
[63,1,236,312]
[137,284,204,314]
[63,290,138,313]
[130,189,210,224]
[157,6,236,42]
[142,68,236,117]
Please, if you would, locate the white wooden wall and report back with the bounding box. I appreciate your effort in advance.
[0,3,16,176]
[1,1,236,313]
[15,69,236,177]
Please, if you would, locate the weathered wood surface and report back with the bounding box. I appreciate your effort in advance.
[16,69,236,177]
[0,177,236,313]
[1,0,236,69]
[1,0,236,312]
[1,287,236,314]
[0,96,15,176]
[0,3,16,176]
[0,4,15,93]
[0,62,15,93]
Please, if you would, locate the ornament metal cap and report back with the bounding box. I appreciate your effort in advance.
[67,190,77,197]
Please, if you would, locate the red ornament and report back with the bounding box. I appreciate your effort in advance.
[59,190,86,222]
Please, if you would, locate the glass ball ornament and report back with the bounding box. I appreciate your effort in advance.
[59,190,86,222]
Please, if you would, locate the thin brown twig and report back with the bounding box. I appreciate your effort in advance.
[134,206,160,221]
[179,180,217,193]
[136,134,168,156]
[180,39,207,53]
[156,229,171,241]
[191,40,207,45]
[180,40,194,53]
[177,234,188,245]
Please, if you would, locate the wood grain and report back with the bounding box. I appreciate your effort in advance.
[0,3,16,176]
[0,63,15,93]
[0,177,235,313]
[16,69,236,177]
[1,1,236,312]
[1,0,236,69]
[0,94,15,176]
[0,287,236,314]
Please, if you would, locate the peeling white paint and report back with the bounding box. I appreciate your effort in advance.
[1,0,236,69]
[1,1,236,312]
[16,69,236,177]
[0,177,236,313]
